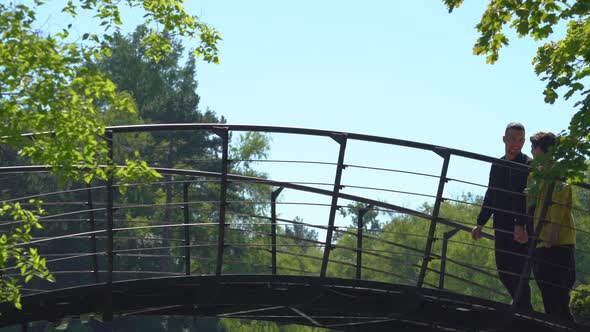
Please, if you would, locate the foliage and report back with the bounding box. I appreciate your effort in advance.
[284,216,319,246]
[219,319,330,332]
[573,164,590,285]
[571,284,590,325]
[231,132,271,170]
[0,0,220,310]
[60,0,221,64]
[442,0,590,182]
[0,201,55,310]
[339,202,383,234]
[87,23,273,281]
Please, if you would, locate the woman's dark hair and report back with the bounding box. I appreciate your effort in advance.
[530,131,557,153]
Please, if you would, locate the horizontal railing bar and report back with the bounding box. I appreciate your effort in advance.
[230,159,443,180]
[341,184,437,199]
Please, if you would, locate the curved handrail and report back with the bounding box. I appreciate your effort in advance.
[16,123,529,170]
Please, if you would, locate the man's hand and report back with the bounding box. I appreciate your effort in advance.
[513,225,528,244]
[471,225,483,240]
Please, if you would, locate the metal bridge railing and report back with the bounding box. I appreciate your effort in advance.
[0,124,588,329]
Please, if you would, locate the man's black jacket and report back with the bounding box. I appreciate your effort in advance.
[477,152,532,231]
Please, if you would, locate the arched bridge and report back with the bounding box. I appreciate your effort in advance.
[0,124,588,331]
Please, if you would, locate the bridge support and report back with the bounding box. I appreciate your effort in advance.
[356,205,372,280]
[417,149,450,288]
[271,187,284,275]
[213,127,229,276]
[104,129,114,322]
[86,183,99,283]
[320,134,347,277]
[439,227,460,289]
[183,181,191,276]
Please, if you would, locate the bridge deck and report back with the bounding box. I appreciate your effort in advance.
[0,275,580,331]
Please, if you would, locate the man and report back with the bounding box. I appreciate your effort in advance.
[472,122,532,311]
[528,131,576,321]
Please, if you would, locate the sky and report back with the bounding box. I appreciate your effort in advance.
[183,1,577,226]
[34,1,579,232]
[189,1,576,142]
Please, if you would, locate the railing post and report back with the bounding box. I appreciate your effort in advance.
[512,182,556,311]
[104,130,114,322]
[271,187,284,275]
[356,205,371,280]
[213,127,229,276]
[183,181,191,276]
[320,133,347,278]
[86,183,99,283]
[439,228,460,289]
[417,148,450,288]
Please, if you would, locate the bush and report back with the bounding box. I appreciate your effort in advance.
[571,284,590,324]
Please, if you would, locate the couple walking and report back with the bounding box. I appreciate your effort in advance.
[471,122,576,321]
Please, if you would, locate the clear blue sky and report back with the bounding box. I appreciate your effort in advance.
[35,1,578,229]
[185,1,577,220]
[189,1,574,146]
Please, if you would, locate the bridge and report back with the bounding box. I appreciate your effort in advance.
[0,124,587,331]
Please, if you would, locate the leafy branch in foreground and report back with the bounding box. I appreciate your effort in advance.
[0,0,220,309]
[443,0,590,182]
[0,200,55,310]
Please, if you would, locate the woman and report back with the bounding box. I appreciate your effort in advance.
[528,131,576,321]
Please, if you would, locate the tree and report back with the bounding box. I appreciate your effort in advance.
[0,0,220,309]
[92,25,226,272]
[339,202,383,234]
[442,0,590,182]
[284,216,319,248]
[92,24,272,280]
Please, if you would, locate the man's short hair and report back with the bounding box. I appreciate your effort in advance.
[530,131,557,153]
[505,121,525,135]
